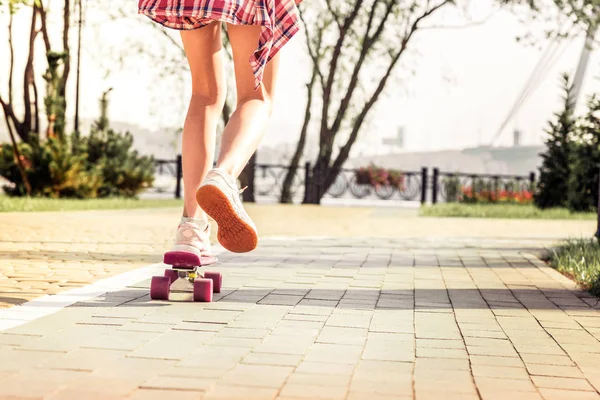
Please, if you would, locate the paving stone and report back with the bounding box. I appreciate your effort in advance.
[40,348,128,371]
[316,326,368,346]
[414,357,471,371]
[128,389,204,400]
[221,364,294,388]
[44,376,140,399]
[286,372,351,387]
[304,343,363,364]
[474,376,538,393]
[241,352,302,367]
[279,383,348,400]
[129,330,215,360]
[140,376,215,391]
[0,369,89,399]
[416,338,465,349]
[531,376,596,391]
[295,361,355,375]
[472,365,531,380]
[526,363,585,378]
[520,353,576,366]
[538,388,600,400]
[416,347,468,359]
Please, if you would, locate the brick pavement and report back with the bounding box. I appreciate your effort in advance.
[0,205,594,308]
[1,234,600,399]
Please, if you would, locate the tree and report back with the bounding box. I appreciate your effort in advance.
[281,0,463,204]
[280,0,599,204]
[568,95,600,212]
[534,73,575,209]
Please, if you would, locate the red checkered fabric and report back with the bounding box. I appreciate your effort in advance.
[138,0,301,89]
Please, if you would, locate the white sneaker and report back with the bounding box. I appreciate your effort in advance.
[196,168,258,253]
[163,217,212,267]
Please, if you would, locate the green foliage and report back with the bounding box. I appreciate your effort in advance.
[442,175,461,203]
[0,137,103,198]
[0,196,181,212]
[42,51,68,141]
[548,239,600,296]
[420,203,596,220]
[0,89,155,199]
[567,95,600,212]
[535,74,575,209]
[79,126,155,198]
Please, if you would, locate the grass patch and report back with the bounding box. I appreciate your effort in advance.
[420,203,597,220]
[0,196,182,212]
[547,239,600,296]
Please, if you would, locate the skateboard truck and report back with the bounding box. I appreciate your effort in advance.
[150,252,221,302]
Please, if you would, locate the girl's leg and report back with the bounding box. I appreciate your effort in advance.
[165,23,226,260]
[180,23,227,220]
[216,24,280,177]
[196,24,280,253]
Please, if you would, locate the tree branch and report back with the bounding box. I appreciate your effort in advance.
[22,5,38,141]
[320,0,364,148]
[60,0,71,100]
[324,0,342,30]
[0,98,32,196]
[328,0,395,140]
[298,9,327,90]
[36,2,52,53]
[8,10,15,106]
[329,0,452,180]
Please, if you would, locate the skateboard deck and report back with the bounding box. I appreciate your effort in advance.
[150,251,221,302]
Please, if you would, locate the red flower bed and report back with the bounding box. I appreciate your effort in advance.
[461,186,533,205]
[355,165,404,190]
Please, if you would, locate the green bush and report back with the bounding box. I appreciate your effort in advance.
[567,95,600,212]
[0,87,155,199]
[79,126,155,198]
[535,74,575,209]
[0,137,103,198]
[0,129,154,199]
[548,239,600,296]
[442,175,461,202]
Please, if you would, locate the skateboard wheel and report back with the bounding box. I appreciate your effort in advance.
[150,276,171,300]
[193,278,213,302]
[164,269,179,284]
[204,271,222,294]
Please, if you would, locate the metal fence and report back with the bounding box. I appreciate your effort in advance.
[432,168,536,204]
[148,156,535,205]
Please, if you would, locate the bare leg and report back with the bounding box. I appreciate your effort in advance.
[194,24,281,253]
[179,23,226,219]
[216,24,280,178]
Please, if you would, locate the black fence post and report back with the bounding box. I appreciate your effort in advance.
[432,168,439,204]
[421,167,428,205]
[529,171,536,190]
[175,154,182,199]
[303,162,312,204]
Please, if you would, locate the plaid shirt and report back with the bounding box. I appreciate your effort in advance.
[139,0,301,89]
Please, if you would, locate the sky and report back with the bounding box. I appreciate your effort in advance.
[1,0,599,158]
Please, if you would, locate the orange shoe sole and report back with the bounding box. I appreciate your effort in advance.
[196,185,258,253]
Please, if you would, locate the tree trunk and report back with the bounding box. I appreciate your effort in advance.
[21,6,38,143]
[302,156,328,204]
[1,102,32,196]
[280,71,316,204]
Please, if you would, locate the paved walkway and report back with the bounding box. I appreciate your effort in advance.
[0,206,599,399]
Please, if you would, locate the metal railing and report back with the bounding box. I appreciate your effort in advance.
[148,156,535,205]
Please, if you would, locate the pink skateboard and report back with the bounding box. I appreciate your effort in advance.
[150,251,221,302]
